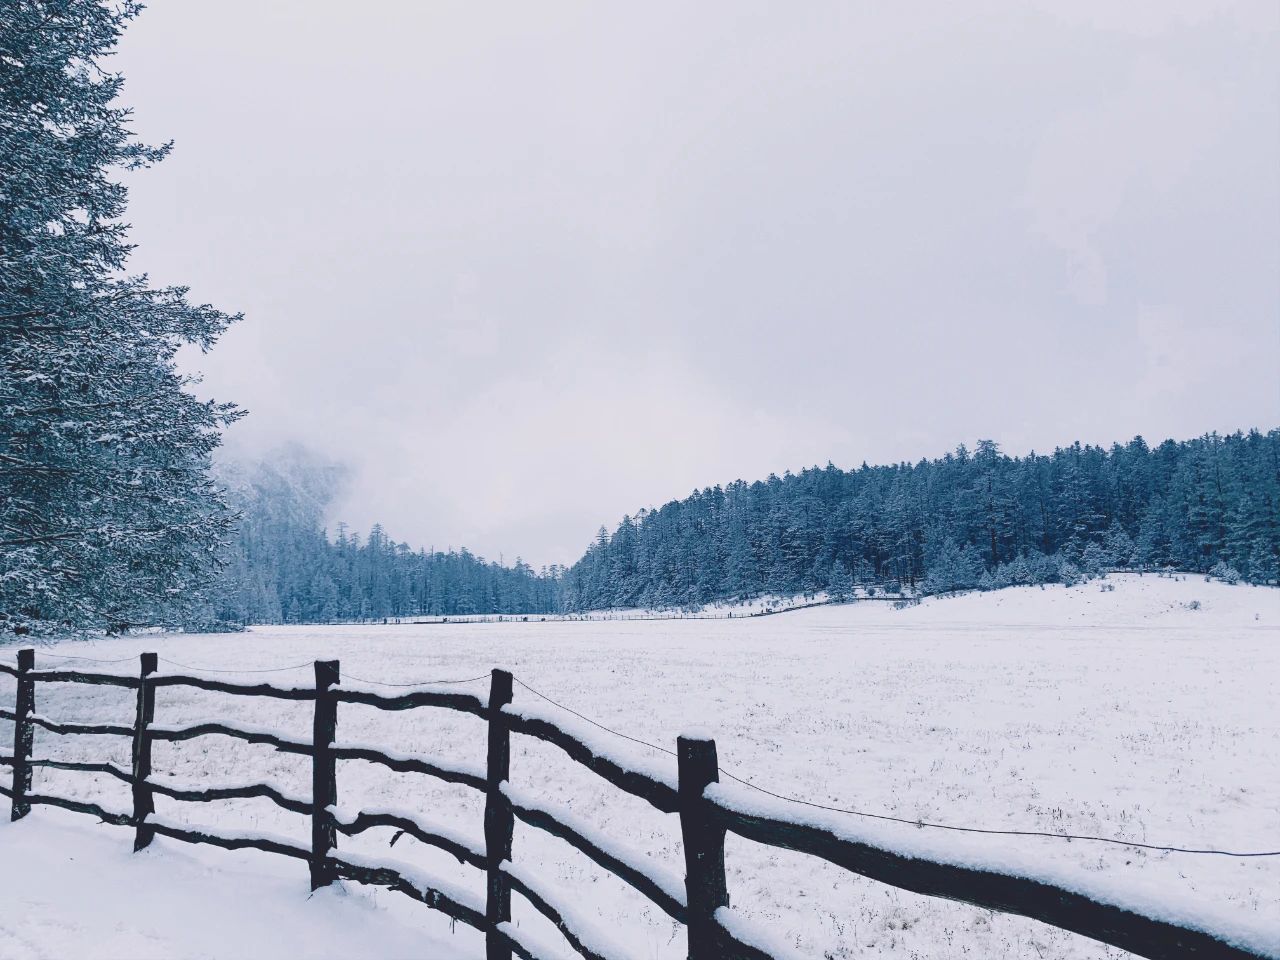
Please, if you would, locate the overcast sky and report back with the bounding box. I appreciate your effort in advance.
[115,1,1280,567]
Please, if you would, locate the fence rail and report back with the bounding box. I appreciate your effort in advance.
[0,648,1270,960]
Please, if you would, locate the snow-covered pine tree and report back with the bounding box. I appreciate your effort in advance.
[1,1,242,635]
[827,559,853,602]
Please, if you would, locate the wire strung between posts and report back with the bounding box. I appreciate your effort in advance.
[341,672,490,688]
[156,656,316,675]
[510,674,1280,858]
[713,769,1280,857]
[513,676,678,757]
[15,651,140,664]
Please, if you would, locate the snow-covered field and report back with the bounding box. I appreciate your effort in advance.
[0,811,467,960]
[405,588,875,622]
[2,573,1277,959]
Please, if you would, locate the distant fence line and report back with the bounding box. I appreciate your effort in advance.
[286,594,903,627]
[240,567,1221,629]
[0,649,1268,960]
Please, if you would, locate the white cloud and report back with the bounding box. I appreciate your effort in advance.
[1023,57,1221,305]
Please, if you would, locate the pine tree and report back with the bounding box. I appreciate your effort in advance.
[1,1,242,635]
[827,559,853,602]
[1104,521,1134,567]
[1247,539,1278,585]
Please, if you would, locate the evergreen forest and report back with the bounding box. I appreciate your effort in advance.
[561,430,1280,610]
[205,430,1279,625]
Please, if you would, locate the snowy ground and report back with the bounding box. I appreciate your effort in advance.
[0,810,474,959]
[1,573,1277,959]
[370,589,860,623]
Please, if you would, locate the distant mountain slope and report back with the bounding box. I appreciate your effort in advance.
[561,429,1280,611]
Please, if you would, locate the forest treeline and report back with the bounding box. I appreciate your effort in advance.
[196,450,562,626]
[206,429,1278,626]
[559,429,1280,611]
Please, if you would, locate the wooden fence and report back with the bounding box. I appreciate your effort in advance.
[0,649,1268,960]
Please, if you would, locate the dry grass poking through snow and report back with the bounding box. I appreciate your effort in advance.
[1,573,1277,959]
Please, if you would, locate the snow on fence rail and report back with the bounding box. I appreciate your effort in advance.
[0,649,1269,960]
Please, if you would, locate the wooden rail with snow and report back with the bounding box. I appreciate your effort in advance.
[0,648,1270,960]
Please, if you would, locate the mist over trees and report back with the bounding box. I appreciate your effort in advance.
[1,1,242,636]
[560,430,1280,611]
[198,450,562,625]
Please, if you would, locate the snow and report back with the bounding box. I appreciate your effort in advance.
[149,718,308,745]
[162,773,305,805]
[402,590,877,623]
[496,919,573,960]
[704,780,1280,957]
[29,712,127,729]
[608,590,869,619]
[33,666,139,680]
[334,676,490,704]
[153,672,317,694]
[678,725,716,742]
[334,847,486,916]
[143,814,306,856]
[501,780,686,908]
[501,697,679,792]
[0,809,475,959]
[330,738,486,781]
[1,573,1276,959]
[715,905,807,960]
[501,857,635,960]
[328,801,484,860]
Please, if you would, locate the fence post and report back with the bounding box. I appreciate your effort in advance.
[484,668,514,960]
[310,659,339,890]
[131,652,158,850]
[678,734,728,960]
[9,648,35,821]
